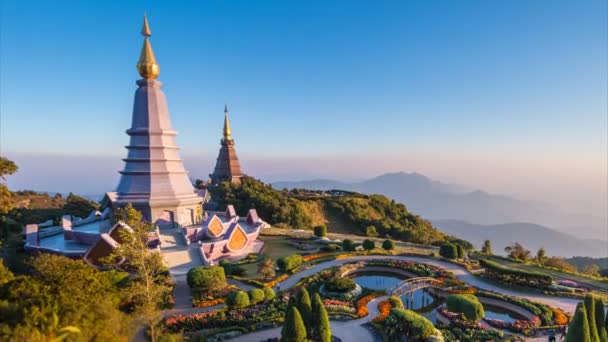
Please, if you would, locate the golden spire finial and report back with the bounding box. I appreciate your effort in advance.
[137,13,160,79]
[223,105,232,140]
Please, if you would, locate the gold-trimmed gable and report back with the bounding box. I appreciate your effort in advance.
[227,224,248,251]
[207,215,224,237]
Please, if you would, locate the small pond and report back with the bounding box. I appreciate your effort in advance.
[482,304,527,323]
[349,271,436,310]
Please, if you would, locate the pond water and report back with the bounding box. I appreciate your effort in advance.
[482,304,527,323]
[350,271,436,310]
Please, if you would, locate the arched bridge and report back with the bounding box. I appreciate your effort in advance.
[389,277,443,297]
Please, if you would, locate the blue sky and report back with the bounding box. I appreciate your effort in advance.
[1,1,606,216]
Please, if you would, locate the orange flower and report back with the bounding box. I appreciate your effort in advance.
[264,273,290,288]
[372,300,392,323]
[302,253,334,262]
[355,294,381,317]
[193,297,225,308]
[552,308,569,325]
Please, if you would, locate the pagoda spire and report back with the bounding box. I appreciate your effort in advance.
[223,104,232,140]
[137,13,160,79]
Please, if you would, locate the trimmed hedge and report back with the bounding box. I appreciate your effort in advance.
[248,288,265,304]
[342,239,356,252]
[278,254,303,272]
[262,287,276,301]
[480,259,553,289]
[314,225,327,237]
[187,266,227,291]
[382,239,395,251]
[226,290,250,309]
[446,294,485,321]
[321,244,341,252]
[440,242,458,259]
[385,308,435,339]
[362,239,375,251]
[324,277,357,292]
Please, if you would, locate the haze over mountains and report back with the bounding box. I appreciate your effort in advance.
[273,172,607,258]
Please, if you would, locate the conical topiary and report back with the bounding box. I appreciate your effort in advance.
[586,295,601,342]
[312,293,332,342]
[296,287,312,331]
[565,302,592,342]
[595,297,608,342]
[281,307,307,342]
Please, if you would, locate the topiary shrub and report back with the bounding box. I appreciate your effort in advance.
[324,277,357,292]
[342,239,356,252]
[446,294,485,321]
[262,287,276,301]
[565,302,591,342]
[362,239,375,251]
[382,239,395,251]
[278,254,303,272]
[439,242,458,259]
[385,308,435,340]
[248,288,265,304]
[219,260,247,277]
[187,266,227,292]
[365,225,378,237]
[314,225,327,238]
[226,290,250,309]
[388,296,404,309]
[281,307,308,342]
[321,244,341,252]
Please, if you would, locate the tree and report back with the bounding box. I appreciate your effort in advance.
[382,239,395,251]
[504,242,531,261]
[456,244,465,259]
[585,295,601,342]
[0,157,18,214]
[226,290,250,309]
[584,264,601,277]
[362,239,375,251]
[481,240,493,255]
[342,239,356,252]
[365,225,378,237]
[63,193,99,218]
[546,257,578,273]
[257,257,276,280]
[536,247,548,265]
[565,303,592,342]
[311,293,331,342]
[295,288,312,331]
[594,297,608,342]
[187,266,227,293]
[439,242,458,259]
[108,208,171,342]
[314,225,327,237]
[281,307,307,342]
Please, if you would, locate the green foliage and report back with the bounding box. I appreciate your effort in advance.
[388,296,404,309]
[585,295,601,342]
[0,157,18,214]
[566,303,592,342]
[593,297,608,342]
[481,240,493,255]
[456,244,465,259]
[257,257,276,281]
[248,288,265,304]
[262,287,276,301]
[479,259,553,289]
[226,290,250,309]
[219,260,247,277]
[450,238,474,250]
[382,239,395,251]
[504,242,532,261]
[385,308,435,340]
[320,244,341,252]
[295,288,312,330]
[281,307,307,342]
[545,257,578,273]
[209,177,312,228]
[365,225,378,237]
[324,277,357,292]
[311,293,331,342]
[325,194,445,245]
[187,266,227,292]
[439,242,458,259]
[446,294,485,321]
[536,247,548,265]
[62,193,99,219]
[362,239,375,251]
[342,239,356,252]
[277,254,303,272]
[314,225,327,237]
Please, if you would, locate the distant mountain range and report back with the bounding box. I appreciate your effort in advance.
[273,172,607,256]
[433,220,607,258]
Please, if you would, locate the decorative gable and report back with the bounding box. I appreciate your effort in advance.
[225,205,237,219]
[207,215,225,238]
[227,224,248,251]
[246,209,259,225]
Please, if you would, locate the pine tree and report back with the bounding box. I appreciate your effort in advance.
[595,297,608,342]
[296,287,312,331]
[481,239,492,255]
[312,293,332,342]
[586,295,601,342]
[565,303,592,342]
[281,307,307,342]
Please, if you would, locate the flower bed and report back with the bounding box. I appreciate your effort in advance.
[372,300,392,323]
[193,297,225,308]
[437,306,487,330]
[363,259,454,279]
[476,290,554,326]
[355,294,382,317]
[302,252,336,262]
[484,316,541,334]
[551,307,569,325]
[264,273,289,288]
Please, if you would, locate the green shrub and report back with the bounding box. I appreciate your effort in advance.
[278,254,303,272]
[382,239,395,251]
[362,239,375,251]
[439,242,458,259]
[248,288,265,304]
[324,277,357,292]
[365,225,378,237]
[226,290,250,309]
[479,259,553,289]
[584,295,600,342]
[388,296,404,309]
[314,225,327,237]
[456,244,465,259]
[262,287,276,301]
[281,307,307,342]
[565,303,591,342]
[219,260,247,277]
[321,244,341,252]
[187,266,227,291]
[312,293,332,342]
[385,308,435,339]
[342,239,356,252]
[296,288,313,329]
[446,294,485,321]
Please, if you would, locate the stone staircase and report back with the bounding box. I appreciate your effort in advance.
[158,227,202,278]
